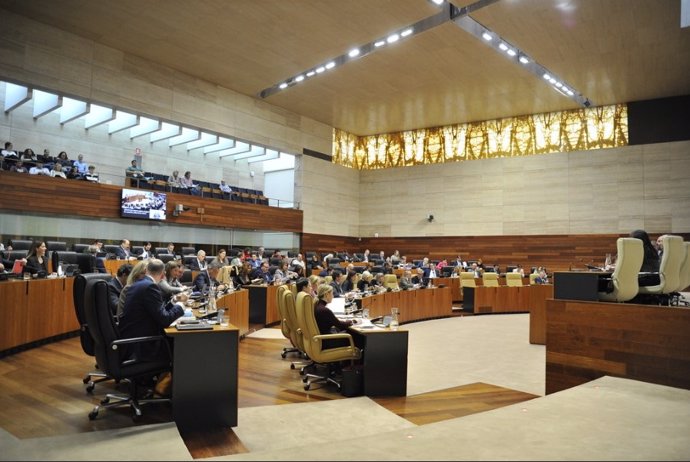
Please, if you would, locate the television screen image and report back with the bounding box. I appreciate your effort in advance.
[121,188,167,220]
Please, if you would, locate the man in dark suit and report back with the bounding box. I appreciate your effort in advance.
[193,261,228,293]
[251,261,273,284]
[329,269,345,297]
[190,250,208,271]
[119,259,187,362]
[113,239,134,260]
[107,263,132,317]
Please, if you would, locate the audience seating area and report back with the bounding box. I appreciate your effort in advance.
[131,171,268,205]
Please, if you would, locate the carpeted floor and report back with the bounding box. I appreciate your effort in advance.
[3,312,689,461]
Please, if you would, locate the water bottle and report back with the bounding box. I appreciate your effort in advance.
[390,307,399,331]
[208,287,217,312]
[217,308,226,326]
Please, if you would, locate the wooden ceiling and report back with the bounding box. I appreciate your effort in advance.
[2,0,689,136]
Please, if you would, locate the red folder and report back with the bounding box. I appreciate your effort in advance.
[11,259,25,274]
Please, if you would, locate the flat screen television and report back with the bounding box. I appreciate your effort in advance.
[121,188,167,221]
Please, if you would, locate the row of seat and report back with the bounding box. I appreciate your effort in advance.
[276,285,360,392]
[459,271,530,287]
[134,172,269,205]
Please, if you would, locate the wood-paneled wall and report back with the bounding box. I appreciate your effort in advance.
[0,172,302,233]
[545,299,690,395]
[302,233,690,273]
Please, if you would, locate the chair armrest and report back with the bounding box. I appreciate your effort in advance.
[313,333,356,348]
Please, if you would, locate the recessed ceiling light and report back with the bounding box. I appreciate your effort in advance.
[279,83,288,89]
[295,75,304,82]
[348,48,360,57]
[506,48,516,56]
[325,61,336,69]
[374,40,385,47]
[315,66,325,74]
[306,71,315,77]
[519,56,529,64]
[482,32,492,41]
[499,43,508,51]
[401,28,413,37]
[387,33,400,44]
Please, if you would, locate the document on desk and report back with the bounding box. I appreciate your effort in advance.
[327,297,346,315]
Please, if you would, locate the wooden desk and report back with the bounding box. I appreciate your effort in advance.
[349,327,408,397]
[435,277,461,302]
[358,287,452,324]
[216,289,250,336]
[553,271,610,301]
[165,324,239,429]
[463,284,553,315]
[545,298,690,394]
[0,277,78,353]
[247,284,281,326]
[527,285,555,344]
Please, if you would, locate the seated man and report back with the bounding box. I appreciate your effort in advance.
[72,154,89,176]
[125,159,144,179]
[114,239,135,260]
[193,261,228,293]
[9,160,28,173]
[119,259,188,362]
[251,261,273,284]
[28,161,51,176]
[1,141,18,158]
[399,270,415,289]
[219,180,233,198]
[108,263,133,317]
[190,250,208,271]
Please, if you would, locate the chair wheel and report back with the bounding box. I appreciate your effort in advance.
[281,352,287,358]
[290,363,295,369]
[100,397,110,405]
[302,376,308,383]
[304,383,310,391]
[88,410,98,420]
[86,383,95,394]
[83,377,90,384]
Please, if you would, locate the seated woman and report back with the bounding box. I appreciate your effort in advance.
[314,284,354,350]
[55,151,71,166]
[213,248,230,266]
[25,240,48,276]
[631,229,660,286]
[50,162,67,179]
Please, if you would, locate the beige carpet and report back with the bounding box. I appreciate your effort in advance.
[233,397,415,453]
[0,422,191,461]
[246,328,285,340]
[206,376,690,461]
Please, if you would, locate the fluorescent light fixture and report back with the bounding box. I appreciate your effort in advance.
[60,97,88,124]
[203,136,235,154]
[259,6,450,99]
[32,90,61,119]
[4,83,31,113]
[295,75,305,82]
[130,116,161,139]
[108,110,139,134]
[84,104,115,129]
[451,14,593,108]
[431,0,444,5]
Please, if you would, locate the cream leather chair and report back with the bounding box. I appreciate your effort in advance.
[505,272,523,287]
[294,292,361,391]
[460,271,476,288]
[672,241,689,306]
[482,272,499,287]
[529,273,539,285]
[276,285,299,358]
[639,235,684,304]
[598,237,644,302]
[383,273,399,290]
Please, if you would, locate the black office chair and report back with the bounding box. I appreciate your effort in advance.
[73,273,113,393]
[154,247,170,256]
[181,246,196,256]
[158,254,175,264]
[180,268,193,286]
[84,278,172,421]
[73,243,91,253]
[46,240,67,251]
[9,239,33,250]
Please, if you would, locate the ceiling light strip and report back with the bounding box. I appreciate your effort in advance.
[259,6,451,99]
[451,14,592,107]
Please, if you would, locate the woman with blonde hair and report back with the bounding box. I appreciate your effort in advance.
[314,284,354,349]
[116,259,149,319]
